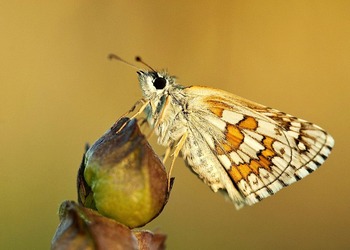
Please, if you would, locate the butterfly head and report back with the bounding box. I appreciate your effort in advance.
[137,70,174,100]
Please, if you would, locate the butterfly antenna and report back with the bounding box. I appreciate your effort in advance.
[135,56,156,71]
[108,53,139,70]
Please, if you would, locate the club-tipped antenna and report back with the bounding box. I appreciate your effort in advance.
[108,53,139,70]
[135,56,156,72]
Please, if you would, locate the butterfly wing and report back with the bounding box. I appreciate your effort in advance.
[182,86,334,208]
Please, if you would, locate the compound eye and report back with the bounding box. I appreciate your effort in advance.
[153,77,167,89]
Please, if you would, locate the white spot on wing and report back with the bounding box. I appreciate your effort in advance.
[302,136,315,146]
[268,181,283,193]
[242,132,265,152]
[256,120,286,142]
[307,161,318,171]
[272,156,289,172]
[291,121,301,128]
[314,155,325,165]
[217,155,231,170]
[259,168,275,183]
[271,166,283,175]
[237,150,251,163]
[239,139,260,159]
[303,129,325,138]
[279,172,296,185]
[205,115,226,131]
[298,142,306,151]
[248,174,264,190]
[244,129,264,141]
[295,168,309,178]
[256,187,270,199]
[237,180,250,196]
[222,110,244,125]
[290,153,302,168]
[272,141,290,157]
[229,151,244,165]
[201,131,215,150]
[289,126,301,133]
[320,146,331,156]
[287,130,300,139]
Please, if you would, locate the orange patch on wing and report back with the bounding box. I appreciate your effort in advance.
[215,143,233,155]
[206,99,233,111]
[257,155,272,170]
[238,116,258,130]
[215,125,244,154]
[226,124,244,149]
[248,160,261,174]
[229,156,273,182]
[261,148,275,158]
[237,164,252,180]
[262,136,274,150]
[229,166,243,183]
[209,107,223,117]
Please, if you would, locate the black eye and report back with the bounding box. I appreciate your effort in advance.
[153,77,167,89]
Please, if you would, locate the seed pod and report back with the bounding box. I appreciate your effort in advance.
[79,118,172,228]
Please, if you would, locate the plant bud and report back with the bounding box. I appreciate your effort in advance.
[79,118,171,228]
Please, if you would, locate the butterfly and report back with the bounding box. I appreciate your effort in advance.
[110,54,334,209]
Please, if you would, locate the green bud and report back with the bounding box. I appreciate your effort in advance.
[80,118,171,228]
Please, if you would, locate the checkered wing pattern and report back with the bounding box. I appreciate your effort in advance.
[184,86,334,208]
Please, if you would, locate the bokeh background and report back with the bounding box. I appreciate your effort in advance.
[1,1,349,249]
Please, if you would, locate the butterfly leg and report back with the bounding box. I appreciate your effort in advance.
[119,99,144,117]
[116,99,149,133]
[167,132,188,190]
[128,99,149,119]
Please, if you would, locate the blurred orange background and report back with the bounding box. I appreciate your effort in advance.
[1,1,349,249]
